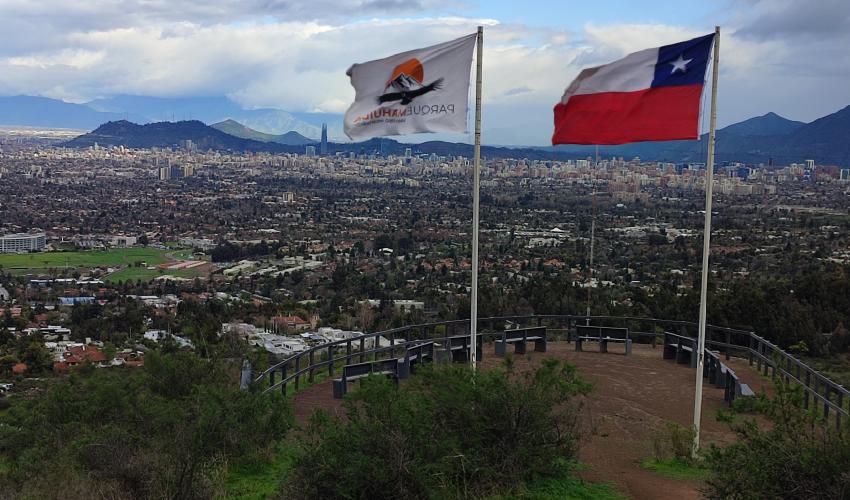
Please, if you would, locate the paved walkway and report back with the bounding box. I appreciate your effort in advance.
[290,341,770,499]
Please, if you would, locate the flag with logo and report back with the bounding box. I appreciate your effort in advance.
[344,33,477,141]
[552,33,715,145]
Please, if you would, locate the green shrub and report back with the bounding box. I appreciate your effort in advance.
[282,359,591,499]
[651,421,696,465]
[0,352,291,499]
[704,380,850,499]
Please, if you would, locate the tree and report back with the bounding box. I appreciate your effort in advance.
[0,351,291,499]
[21,342,53,373]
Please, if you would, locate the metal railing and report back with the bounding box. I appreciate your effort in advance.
[252,314,849,429]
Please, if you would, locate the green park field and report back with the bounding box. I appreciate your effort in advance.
[0,248,209,283]
[0,248,170,270]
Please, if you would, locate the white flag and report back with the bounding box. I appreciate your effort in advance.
[343,33,477,141]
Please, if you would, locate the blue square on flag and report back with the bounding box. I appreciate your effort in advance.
[651,33,714,88]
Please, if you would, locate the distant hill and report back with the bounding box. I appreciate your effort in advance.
[59,103,850,165]
[63,120,301,153]
[718,112,805,136]
[63,120,590,159]
[86,95,343,139]
[0,95,141,130]
[210,119,314,146]
[774,105,850,165]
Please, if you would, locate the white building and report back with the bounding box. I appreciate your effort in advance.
[0,232,46,253]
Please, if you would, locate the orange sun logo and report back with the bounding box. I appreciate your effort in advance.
[386,58,424,88]
[379,58,443,105]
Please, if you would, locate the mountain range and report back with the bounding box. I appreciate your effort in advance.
[5,93,850,165]
[210,119,314,146]
[60,107,849,166]
[64,120,296,153]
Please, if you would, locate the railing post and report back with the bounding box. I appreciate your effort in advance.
[824,384,830,421]
[725,329,731,360]
[359,337,365,363]
[294,356,301,390]
[762,343,770,376]
[281,363,287,395]
[804,371,811,409]
[346,340,352,365]
[269,368,275,388]
[748,334,754,365]
[328,345,334,377]
[308,350,315,383]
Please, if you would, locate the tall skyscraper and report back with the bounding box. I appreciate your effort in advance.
[320,123,328,155]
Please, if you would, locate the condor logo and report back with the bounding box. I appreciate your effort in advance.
[343,32,476,140]
[378,58,443,105]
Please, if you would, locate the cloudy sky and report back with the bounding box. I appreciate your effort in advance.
[1,0,849,144]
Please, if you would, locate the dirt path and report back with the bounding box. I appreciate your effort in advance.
[290,342,756,499]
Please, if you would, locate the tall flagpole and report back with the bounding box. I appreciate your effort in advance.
[470,26,483,371]
[693,25,720,457]
[586,146,598,325]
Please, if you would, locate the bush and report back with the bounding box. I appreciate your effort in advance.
[704,380,850,499]
[651,421,696,465]
[283,359,591,499]
[0,351,291,499]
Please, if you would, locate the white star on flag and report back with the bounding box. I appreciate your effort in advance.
[669,54,693,74]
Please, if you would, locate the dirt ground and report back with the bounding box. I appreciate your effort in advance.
[290,341,769,499]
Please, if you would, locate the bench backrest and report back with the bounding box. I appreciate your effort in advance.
[374,358,400,374]
[502,326,546,341]
[446,335,471,348]
[578,325,628,340]
[407,341,434,360]
[343,362,374,378]
[664,331,694,346]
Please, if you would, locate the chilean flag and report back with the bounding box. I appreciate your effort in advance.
[552,33,715,145]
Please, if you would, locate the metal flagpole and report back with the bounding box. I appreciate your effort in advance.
[693,25,720,457]
[470,26,483,371]
[586,145,598,325]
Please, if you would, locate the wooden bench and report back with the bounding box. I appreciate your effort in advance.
[575,325,631,355]
[661,334,755,407]
[662,332,697,368]
[332,358,399,399]
[723,366,756,405]
[494,327,547,357]
[437,335,483,363]
[398,341,435,379]
[704,349,721,383]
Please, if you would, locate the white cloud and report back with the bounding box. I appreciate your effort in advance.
[0,0,849,144]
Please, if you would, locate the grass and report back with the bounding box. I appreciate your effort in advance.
[225,441,298,499]
[0,247,211,283]
[224,445,623,500]
[640,458,707,481]
[0,248,169,270]
[494,476,625,500]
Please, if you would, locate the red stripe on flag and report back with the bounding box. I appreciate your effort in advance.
[552,85,704,145]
